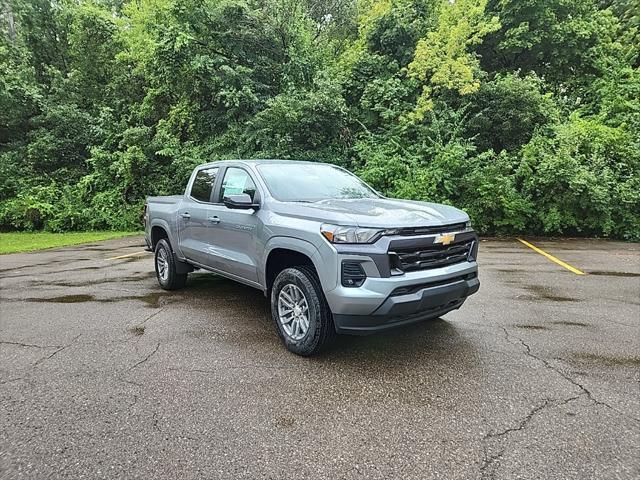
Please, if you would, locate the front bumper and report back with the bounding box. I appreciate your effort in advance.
[325,258,478,315]
[332,272,479,334]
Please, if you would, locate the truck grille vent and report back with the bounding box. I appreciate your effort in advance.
[391,240,474,272]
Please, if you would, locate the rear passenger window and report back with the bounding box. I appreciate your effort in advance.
[219,167,257,202]
[190,167,218,202]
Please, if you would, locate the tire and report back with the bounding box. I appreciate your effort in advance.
[271,266,336,356]
[154,238,188,290]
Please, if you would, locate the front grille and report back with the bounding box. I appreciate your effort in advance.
[392,240,474,272]
[395,223,466,236]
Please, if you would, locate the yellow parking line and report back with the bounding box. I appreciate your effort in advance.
[106,251,150,260]
[516,238,585,275]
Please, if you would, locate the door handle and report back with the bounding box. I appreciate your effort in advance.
[207,216,220,224]
[180,212,191,219]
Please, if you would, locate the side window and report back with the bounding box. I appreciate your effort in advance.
[219,167,257,202]
[190,167,218,202]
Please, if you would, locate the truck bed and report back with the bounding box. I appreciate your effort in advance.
[145,195,185,249]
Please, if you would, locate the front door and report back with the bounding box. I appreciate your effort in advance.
[206,167,261,283]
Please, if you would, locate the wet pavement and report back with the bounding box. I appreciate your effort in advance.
[0,237,638,479]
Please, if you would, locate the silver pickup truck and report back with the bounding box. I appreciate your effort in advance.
[144,160,479,355]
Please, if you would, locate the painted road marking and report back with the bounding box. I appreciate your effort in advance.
[106,251,150,260]
[516,238,586,275]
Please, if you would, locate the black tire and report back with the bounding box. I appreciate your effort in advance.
[154,238,188,290]
[270,266,336,356]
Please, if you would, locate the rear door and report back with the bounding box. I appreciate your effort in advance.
[177,166,220,265]
[205,166,262,283]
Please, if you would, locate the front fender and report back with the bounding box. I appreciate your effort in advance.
[261,237,337,292]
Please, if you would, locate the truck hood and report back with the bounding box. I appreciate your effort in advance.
[272,198,469,228]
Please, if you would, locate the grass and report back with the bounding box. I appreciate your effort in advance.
[0,231,142,254]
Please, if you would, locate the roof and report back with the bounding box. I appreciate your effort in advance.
[198,159,332,168]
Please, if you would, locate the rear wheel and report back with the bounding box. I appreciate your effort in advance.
[271,266,335,356]
[155,239,188,290]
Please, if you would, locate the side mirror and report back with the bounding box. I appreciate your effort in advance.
[223,193,260,210]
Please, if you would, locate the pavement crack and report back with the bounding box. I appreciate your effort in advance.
[501,327,638,423]
[478,328,640,477]
[480,446,504,480]
[128,342,160,371]
[33,334,82,366]
[480,396,575,478]
[139,305,169,326]
[0,340,62,349]
[126,305,170,339]
[484,398,553,441]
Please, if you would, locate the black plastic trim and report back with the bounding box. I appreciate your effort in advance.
[334,300,464,335]
[333,276,480,335]
[341,260,367,287]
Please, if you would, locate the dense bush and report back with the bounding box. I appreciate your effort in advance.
[0,0,638,239]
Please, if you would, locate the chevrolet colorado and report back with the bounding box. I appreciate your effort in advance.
[144,160,479,355]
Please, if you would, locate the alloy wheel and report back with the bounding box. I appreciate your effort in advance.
[277,283,310,340]
[156,248,169,282]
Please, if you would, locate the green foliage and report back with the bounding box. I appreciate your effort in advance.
[243,75,351,160]
[0,0,638,239]
[479,0,638,92]
[464,72,559,152]
[26,103,97,179]
[408,0,500,117]
[518,116,640,239]
[0,184,59,231]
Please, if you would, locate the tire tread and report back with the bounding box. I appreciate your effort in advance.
[271,265,335,356]
[155,239,188,290]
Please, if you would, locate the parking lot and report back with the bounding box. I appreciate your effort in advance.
[1,237,638,479]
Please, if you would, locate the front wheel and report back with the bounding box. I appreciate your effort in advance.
[271,266,336,356]
[155,239,188,290]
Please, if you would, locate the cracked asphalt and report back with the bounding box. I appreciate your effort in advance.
[1,236,639,479]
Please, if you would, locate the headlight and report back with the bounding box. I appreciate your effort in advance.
[465,220,472,229]
[320,224,384,244]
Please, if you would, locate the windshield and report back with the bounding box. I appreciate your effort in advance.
[257,163,380,202]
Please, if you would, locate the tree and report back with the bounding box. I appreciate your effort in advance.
[0,0,637,239]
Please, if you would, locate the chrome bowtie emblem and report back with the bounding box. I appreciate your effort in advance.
[434,233,455,245]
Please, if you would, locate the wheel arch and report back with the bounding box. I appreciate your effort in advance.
[262,238,329,295]
[149,219,178,251]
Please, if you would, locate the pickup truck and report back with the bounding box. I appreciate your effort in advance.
[144,160,479,355]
